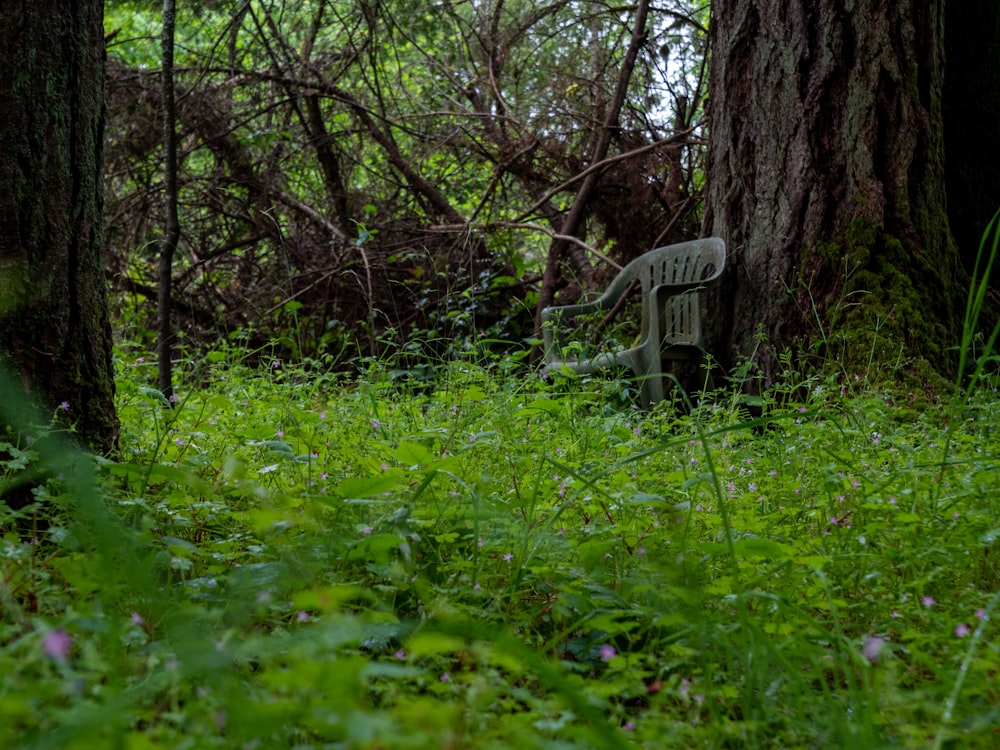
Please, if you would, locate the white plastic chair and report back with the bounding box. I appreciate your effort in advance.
[541,238,726,405]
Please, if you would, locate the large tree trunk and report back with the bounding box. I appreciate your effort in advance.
[703,1,964,387]
[0,0,118,453]
[944,2,1000,269]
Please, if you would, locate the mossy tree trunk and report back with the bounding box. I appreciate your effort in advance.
[702,1,965,388]
[0,0,118,453]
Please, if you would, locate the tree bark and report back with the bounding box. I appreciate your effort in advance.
[703,1,964,386]
[158,0,180,402]
[0,0,118,453]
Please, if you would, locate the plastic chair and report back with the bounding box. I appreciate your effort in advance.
[541,238,726,406]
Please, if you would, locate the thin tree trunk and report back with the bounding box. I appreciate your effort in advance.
[158,0,181,402]
[703,0,963,385]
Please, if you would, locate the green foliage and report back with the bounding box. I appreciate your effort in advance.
[102,0,710,360]
[3,330,1000,747]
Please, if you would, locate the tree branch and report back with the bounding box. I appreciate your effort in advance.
[533,0,652,351]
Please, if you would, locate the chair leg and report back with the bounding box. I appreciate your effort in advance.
[641,369,665,406]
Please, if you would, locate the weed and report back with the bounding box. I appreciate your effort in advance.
[4,280,1000,746]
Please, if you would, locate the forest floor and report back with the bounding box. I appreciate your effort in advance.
[3,346,999,749]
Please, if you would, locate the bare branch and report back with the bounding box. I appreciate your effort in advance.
[429,221,623,270]
[515,129,698,223]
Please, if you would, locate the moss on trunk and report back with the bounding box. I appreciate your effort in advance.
[703,0,964,390]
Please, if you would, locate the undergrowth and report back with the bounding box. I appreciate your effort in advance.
[2,340,1000,749]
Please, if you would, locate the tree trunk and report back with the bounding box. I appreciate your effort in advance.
[158,0,180,403]
[0,0,118,453]
[944,2,1000,270]
[703,1,964,387]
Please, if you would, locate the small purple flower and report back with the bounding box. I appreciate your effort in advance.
[394,649,406,659]
[296,610,309,623]
[955,623,971,638]
[502,553,513,562]
[276,429,284,438]
[41,629,72,662]
[319,411,327,420]
[922,596,936,608]
[439,672,450,682]
[169,393,180,404]
[371,420,381,431]
[975,608,988,621]
[678,678,691,699]
[361,526,373,536]
[130,611,145,626]
[599,644,616,662]
[59,400,70,412]
[863,635,885,663]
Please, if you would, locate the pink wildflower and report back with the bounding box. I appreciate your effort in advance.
[863,635,885,663]
[41,629,72,662]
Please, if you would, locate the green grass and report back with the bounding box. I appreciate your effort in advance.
[3,346,1000,749]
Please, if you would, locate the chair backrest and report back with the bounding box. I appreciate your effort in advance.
[609,239,724,347]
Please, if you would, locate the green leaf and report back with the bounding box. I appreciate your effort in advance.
[334,471,405,499]
[514,398,563,417]
[394,441,435,467]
